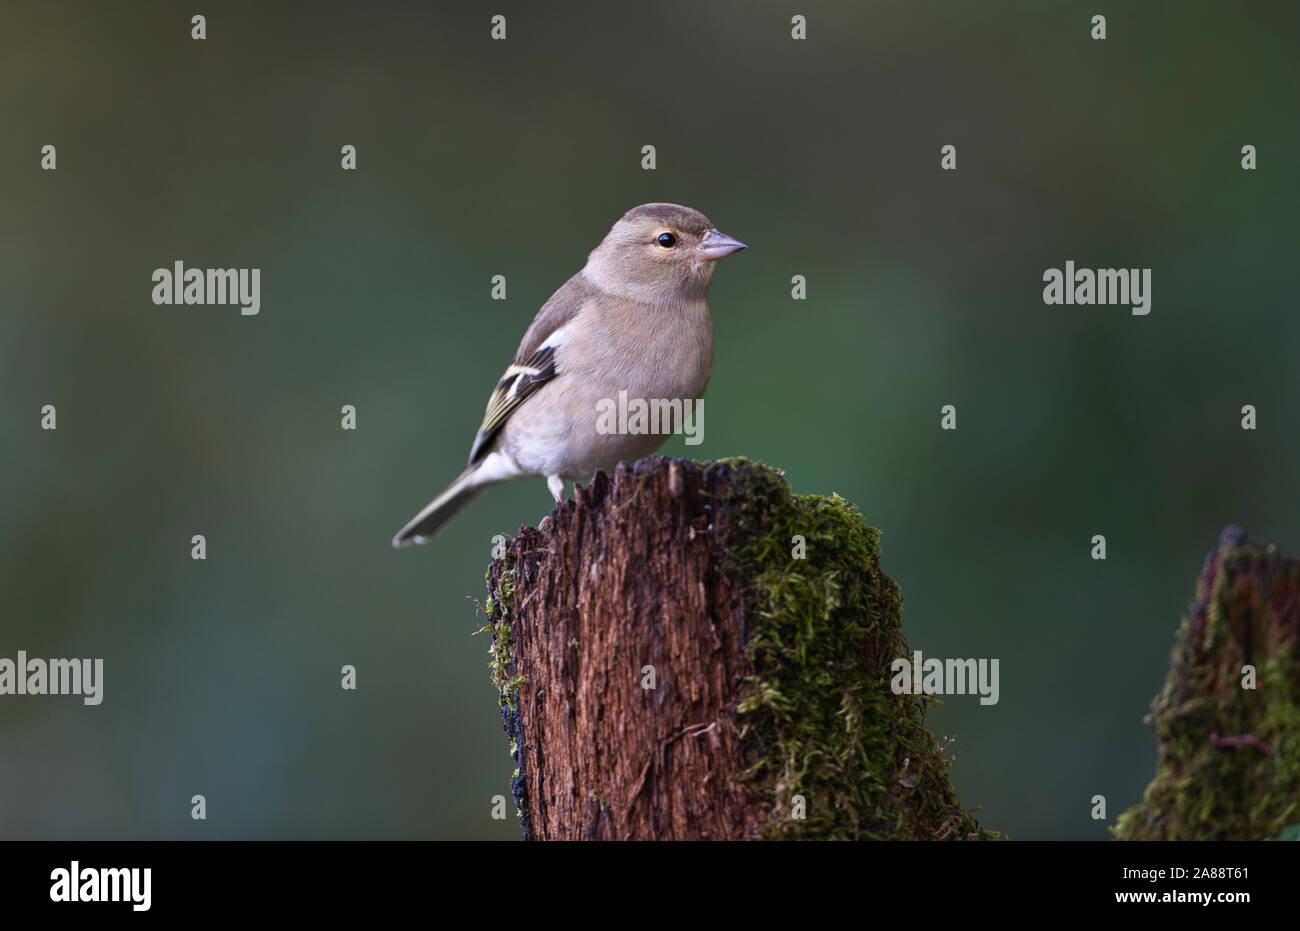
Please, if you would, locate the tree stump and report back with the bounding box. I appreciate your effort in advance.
[1115,526,1300,840]
[481,457,991,840]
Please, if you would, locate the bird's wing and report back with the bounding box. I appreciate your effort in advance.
[467,276,589,465]
[468,343,560,465]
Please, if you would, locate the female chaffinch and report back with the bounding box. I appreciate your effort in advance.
[393,203,745,547]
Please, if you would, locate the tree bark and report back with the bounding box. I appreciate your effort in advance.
[483,457,991,841]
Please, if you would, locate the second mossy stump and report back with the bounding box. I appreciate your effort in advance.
[1114,526,1300,841]
[482,456,991,840]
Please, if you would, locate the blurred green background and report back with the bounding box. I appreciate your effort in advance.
[2,0,1298,839]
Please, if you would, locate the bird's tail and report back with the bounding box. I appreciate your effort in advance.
[391,466,485,548]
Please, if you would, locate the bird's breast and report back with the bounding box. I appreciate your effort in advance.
[566,297,713,401]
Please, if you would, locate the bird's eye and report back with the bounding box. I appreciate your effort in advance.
[656,232,678,248]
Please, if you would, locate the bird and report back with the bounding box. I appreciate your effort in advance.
[392,203,746,547]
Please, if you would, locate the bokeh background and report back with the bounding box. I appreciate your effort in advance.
[2,0,1298,840]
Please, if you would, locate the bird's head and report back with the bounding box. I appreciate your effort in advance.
[586,203,746,301]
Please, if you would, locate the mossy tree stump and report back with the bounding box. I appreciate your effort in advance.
[1115,526,1300,840]
[482,457,990,840]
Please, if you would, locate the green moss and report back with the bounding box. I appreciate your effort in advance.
[479,566,520,708]
[706,458,995,840]
[481,457,995,840]
[1114,531,1300,840]
[482,559,532,837]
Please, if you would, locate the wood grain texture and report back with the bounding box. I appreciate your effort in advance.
[485,456,990,840]
[489,459,764,840]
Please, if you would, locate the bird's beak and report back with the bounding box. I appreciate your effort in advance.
[698,229,747,261]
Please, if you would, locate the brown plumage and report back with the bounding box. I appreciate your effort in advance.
[393,203,745,547]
